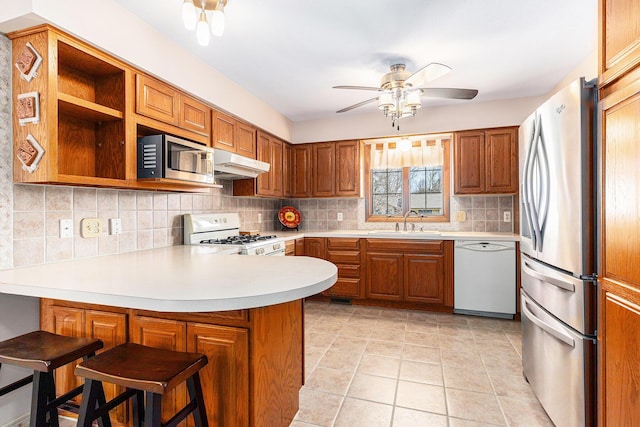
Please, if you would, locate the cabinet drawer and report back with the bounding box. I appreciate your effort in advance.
[327,238,360,250]
[337,264,360,278]
[327,250,360,264]
[365,239,444,254]
[324,278,361,298]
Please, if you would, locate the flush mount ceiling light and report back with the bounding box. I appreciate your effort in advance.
[182,0,228,46]
[334,62,478,130]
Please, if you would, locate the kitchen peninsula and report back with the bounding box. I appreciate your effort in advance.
[0,246,338,427]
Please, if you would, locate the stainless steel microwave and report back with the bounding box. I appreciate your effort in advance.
[137,134,214,184]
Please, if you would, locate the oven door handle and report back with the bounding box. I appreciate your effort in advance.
[522,299,575,347]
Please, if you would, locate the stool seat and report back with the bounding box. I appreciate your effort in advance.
[0,330,103,372]
[75,343,208,395]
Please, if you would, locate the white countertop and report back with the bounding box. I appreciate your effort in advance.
[275,230,520,242]
[0,246,337,312]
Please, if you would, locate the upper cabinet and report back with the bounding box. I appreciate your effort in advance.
[11,25,129,188]
[212,111,257,158]
[311,140,361,198]
[233,131,283,198]
[599,0,640,87]
[453,127,518,195]
[312,142,336,197]
[292,144,312,198]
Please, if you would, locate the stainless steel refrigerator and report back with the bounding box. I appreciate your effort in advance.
[519,77,597,427]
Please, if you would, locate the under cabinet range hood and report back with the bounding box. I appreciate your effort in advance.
[213,150,270,180]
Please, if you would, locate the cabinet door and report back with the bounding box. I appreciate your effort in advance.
[256,132,272,195]
[213,111,237,152]
[295,238,305,256]
[186,323,249,427]
[136,74,180,126]
[304,238,326,259]
[335,140,360,197]
[51,306,84,399]
[312,142,336,197]
[600,289,640,426]
[485,128,518,193]
[180,95,211,137]
[365,252,403,301]
[404,254,445,304]
[236,122,257,159]
[454,131,485,194]
[270,138,284,197]
[600,0,640,85]
[85,310,128,424]
[283,142,292,197]
[131,316,187,425]
[292,144,312,198]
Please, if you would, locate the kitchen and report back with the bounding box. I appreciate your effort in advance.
[0,0,638,426]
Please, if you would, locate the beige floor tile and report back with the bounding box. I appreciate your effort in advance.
[347,372,397,404]
[318,348,360,372]
[289,422,319,427]
[329,335,368,354]
[295,387,343,426]
[405,331,439,347]
[338,323,374,338]
[481,353,523,374]
[489,372,538,402]
[399,360,443,386]
[334,398,393,427]
[441,348,484,369]
[443,365,493,393]
[402,344,441,364]
[305,331,336,349]
[353,305,383,316]
[405,321,439,334]
[448,417,504,426]
[498,396,554,427]
[357,353,401,378]
[446,388,506,425]
[396,380,447,414]
[310,320,344,334]
[371,327,406,342]
[392,407,448,427]
[346,315,379,327]
[305,366,354,395]
[365,339,404,358]
[377,317,408,330]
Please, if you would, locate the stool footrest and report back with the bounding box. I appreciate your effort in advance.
[92,387,139,421]
[46,383,83,413]
[165,398,197,427]
[0,375,32,397]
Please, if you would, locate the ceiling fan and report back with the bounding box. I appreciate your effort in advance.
[333,62,478,129]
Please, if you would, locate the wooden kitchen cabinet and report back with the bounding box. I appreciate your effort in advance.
[453,127,518,194]
[599,0,640,87]
[364,239,453,310]
[292,144,312,198]
[312,142,336,197]
[233,131,283,198]
[335,140,361,197]
[304,237,326,259]
[323,238,364,299]
[212,111,256,158]
[283,142,293,197]
[284,239,296,256]
[236,122,258,159]
[310,140,361,198]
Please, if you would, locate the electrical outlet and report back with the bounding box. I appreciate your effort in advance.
[81,218,102,238]
[337,212,343,221]
[455,211,466,221]
[503,211,512,222]
[257,213,262,223]
[109,218,122,235]
[59,218,73,238]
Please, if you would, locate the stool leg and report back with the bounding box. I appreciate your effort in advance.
[30,371,58,427]
[130,389,145,427]
[186,373,208,427]
[77,379,112,427]
[144,391,162,427]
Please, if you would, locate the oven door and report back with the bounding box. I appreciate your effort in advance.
[521,290,596,427]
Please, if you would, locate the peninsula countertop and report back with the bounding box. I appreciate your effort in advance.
[0,246,338,312]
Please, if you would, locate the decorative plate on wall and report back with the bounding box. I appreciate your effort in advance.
[278,206,301,229]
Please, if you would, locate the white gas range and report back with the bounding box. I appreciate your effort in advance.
[183,213,285,256]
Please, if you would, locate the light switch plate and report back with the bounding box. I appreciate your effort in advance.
[109,218,122,235]
[59,219,73,238]
[81,218,102,238]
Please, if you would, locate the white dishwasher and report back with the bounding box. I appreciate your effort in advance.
[454,240,516,319]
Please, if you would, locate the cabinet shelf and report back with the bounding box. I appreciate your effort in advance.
[58,93,123,122]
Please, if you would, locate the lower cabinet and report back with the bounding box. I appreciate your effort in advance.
[364,239,454,310]
[42,299,300,427]
[324,238,363,299]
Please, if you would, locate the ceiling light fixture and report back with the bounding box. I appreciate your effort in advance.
[377,65,423,130]
[182,0,228,46]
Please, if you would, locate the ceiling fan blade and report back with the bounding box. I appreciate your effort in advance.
[420,87,479,100]
[336,97,378,113]
[405,62,452,88]
[333,85,382,91]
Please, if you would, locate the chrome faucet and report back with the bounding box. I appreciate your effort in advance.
[403,209,419,231]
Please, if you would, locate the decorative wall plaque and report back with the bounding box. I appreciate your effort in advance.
[15,42,43,82]
[17,92,40,125]
[17,134,45,173]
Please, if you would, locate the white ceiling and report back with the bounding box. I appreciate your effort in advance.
[113,0,597,123]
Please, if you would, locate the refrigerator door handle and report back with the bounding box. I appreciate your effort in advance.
[527,114,544,251]
[522,299,576,347]
[535,118,551,251]
[522,114,539,250]
[522,260,576,292]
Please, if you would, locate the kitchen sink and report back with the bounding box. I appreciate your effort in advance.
[368,230,441,237]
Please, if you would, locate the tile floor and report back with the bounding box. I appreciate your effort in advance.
[290,301,554,427]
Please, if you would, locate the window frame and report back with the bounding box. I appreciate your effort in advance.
[364,138,451,223]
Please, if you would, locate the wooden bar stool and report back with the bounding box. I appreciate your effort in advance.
[0,330,104,427]
[75,342,208,427]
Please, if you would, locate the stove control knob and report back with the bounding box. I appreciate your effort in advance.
[273,243,281,250]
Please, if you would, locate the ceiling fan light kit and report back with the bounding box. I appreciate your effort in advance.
[182,0,228,46]
[334,62,479,130]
